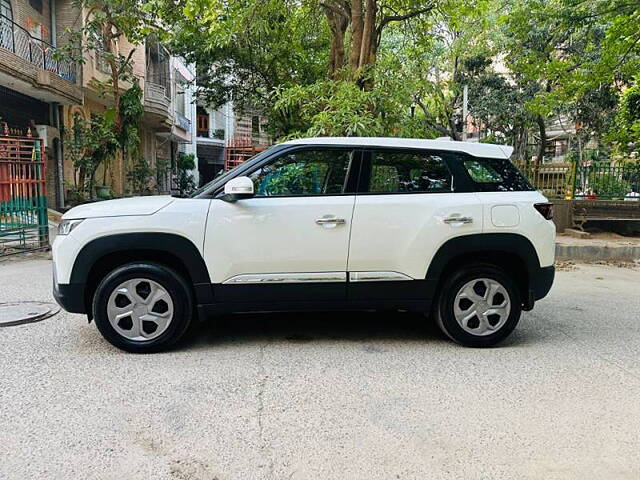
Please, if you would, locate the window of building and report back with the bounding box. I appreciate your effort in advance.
[29,0,42,15]
[196,106,209,137]
[145,37,170,95]
[367,150,452,193]
[175,83,186,117]
[1,0,12,20]
[251,115,260,136]
[0,0,13,52]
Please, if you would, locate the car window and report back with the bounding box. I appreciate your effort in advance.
[249,149,352,196]
[191,145,281,198]
[368,151,452,193]
[461,157,533,192]
[463,160,504,183]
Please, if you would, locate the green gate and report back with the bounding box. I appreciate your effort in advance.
[0,135,49,257]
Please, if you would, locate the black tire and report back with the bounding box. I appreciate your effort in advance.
[92,262,194,353]
[435,263,521,347]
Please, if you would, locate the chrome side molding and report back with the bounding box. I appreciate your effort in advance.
[349,271,414,282]
[223,271,415,284]
[223,272,347,284]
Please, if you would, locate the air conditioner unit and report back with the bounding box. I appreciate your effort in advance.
[35,125,60,149]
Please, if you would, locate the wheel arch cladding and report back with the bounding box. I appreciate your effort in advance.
[426,233,541,304]
[70,233,211,314]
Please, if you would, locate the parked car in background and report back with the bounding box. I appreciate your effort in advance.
[53,137,555,352]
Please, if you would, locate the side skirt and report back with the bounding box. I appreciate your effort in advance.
[196,279,435,318]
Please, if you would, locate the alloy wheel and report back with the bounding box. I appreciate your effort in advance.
[452,277,511,336]
[106,278,174,341]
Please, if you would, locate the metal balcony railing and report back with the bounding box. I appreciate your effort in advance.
[0,14,76,83]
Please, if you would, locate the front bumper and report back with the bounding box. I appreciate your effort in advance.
[52,266,86,314]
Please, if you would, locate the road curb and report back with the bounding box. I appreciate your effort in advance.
[556,244,640,262]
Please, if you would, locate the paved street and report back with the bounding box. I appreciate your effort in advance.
[0,258,639,480]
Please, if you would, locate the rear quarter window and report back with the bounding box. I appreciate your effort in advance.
[460,157,533,192]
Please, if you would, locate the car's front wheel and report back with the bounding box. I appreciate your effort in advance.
[435,264,521,347]
[92,263,193,353]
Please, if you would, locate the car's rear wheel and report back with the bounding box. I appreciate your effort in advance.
[435,264,521,347]
[93,263,193,353]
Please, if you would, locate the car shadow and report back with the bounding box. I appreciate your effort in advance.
[184,310,446,349]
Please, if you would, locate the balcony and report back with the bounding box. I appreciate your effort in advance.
[143,81,171,129]
[174,112,191,133]
[0,15,76,83]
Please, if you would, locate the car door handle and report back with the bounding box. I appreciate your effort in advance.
[443,215,473,224]
[315,217,346,225]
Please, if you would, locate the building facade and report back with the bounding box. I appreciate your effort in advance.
[0,0,197,208]
[195,102,270,186]
[62,15,198,198]
[0,0,82,208]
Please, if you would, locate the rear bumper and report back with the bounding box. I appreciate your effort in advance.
[532,265,555,300]
[53,267,86,314]
[523,265,554,310]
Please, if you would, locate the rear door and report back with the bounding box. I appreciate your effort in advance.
[347,148,483,301]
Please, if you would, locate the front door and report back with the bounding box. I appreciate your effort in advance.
[203,147,358,303]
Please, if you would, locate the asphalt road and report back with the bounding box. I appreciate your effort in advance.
[1,258,639,480]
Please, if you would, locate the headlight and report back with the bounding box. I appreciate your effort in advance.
[58,219,84,235]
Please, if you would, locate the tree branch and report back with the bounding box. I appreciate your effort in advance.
[376,5,435,36]
[413,94,450,137]
[117,47,136,76]
[320,1,350,20]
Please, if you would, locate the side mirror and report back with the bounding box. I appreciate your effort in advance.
[222,176,254,202]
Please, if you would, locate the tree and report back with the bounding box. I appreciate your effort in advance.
[55,0,154,194]
[501,0,628,161]
[608,80,640,154]
[64,113,119,199]
[157,0,329,115]
[58,0,156,132]
[320,0,437,84]
[176,153,197,196]
[157,0,438,137]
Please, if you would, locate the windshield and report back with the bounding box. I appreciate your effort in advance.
[190,145,278,198]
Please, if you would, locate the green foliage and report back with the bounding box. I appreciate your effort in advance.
[118,82,145,155]
[176,153,197,196]
[608,81,640,153]
[587,171,631,199]
[137,0,640,165]
[56,1,152,195]
[158,0,329,114]
[64,113,119,200]
[271,79,384,138]
[127,158,154,195]
[56,0,158,78]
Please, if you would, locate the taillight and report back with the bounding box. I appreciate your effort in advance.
[534,203,554,220]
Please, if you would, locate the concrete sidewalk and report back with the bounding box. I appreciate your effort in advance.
[555,232,640,262]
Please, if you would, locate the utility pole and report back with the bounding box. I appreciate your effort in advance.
[462,84,468,141]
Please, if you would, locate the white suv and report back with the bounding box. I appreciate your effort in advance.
[53,137,555,352]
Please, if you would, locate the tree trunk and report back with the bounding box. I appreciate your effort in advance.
[323,6,348,78]
[536,115,546,163]
[359,0,376,69]
[512,126,528,162]
[350,0,364,72]
[330,1,432,88]
[448,115,461,141]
